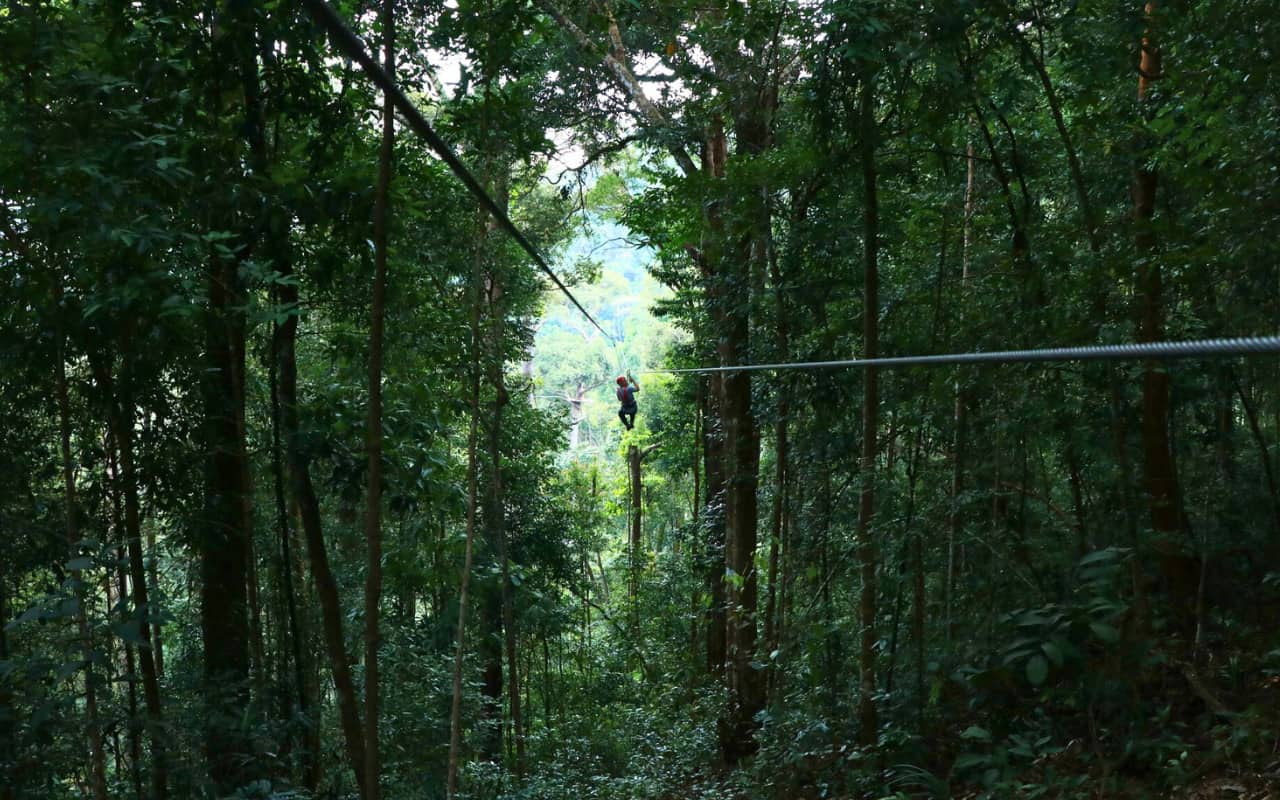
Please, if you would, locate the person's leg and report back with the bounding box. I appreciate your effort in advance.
[626,411,636,430]
[619,408,628,427]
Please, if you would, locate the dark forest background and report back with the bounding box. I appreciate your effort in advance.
[2,0,1279,797]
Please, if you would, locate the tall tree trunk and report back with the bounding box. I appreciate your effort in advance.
[446,190,488,800]
[95,356,168,800]
[145,524,165,681]
[715,91,772,763]
[201,244,254,793]
[1133,0,1196,629]
[690,380,704,666]
[0,584,13,800]
[702,375,727,679]
[763,225,789,674]
[855,70,881,746]
[106,444,145,800]
[270,318,315,790]
[54,315,108,800]
[276,245,367,796]
[498,486,526,782]
[363,3,395,796]
[485,234,525,779]
[246,530,266,693]
[1232,371,1280,536]
[476,265,505,765]
[199,6,268,789]
[948,134,976,645]
[629,443,642,604]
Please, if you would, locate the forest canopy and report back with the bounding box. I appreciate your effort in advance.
[2,0,1279,798]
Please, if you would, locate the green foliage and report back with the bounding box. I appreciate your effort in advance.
[4,0,1280,797]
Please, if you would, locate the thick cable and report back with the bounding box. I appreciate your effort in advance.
[300,0,610,339]
[646,335,1280,375]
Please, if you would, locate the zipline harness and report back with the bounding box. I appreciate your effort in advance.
[301,3,1278,377]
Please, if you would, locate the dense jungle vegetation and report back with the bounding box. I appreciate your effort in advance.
[3,0,1279,797]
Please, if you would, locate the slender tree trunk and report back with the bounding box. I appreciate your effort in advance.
[1018,27,1100,253]
[362,4,395,796]
[629,443,642,605]
[817,445,841,710]
[499,501,525,781]
[145,524,165,681]
[246,530,266,692]
[1067,444,1091,557]
[485,236,526,779]
[778,473,796,670]
[690,380,704,666]
[763,411,787,663]
[54,332,108,800]
[763,227,789,673]
[0,583,13,800]
[948,134,976,645]
[1232,370,1280,535]
[703,375,727,680]
[276,247,367,795]
[270,318,315,790]
[1132,0,1196,629]
[477,285,505,763]
[106,445,144,800]
[447,197,487,800]
[95,357,168,800]
[855,69,880,746]
[972,102,1032,290]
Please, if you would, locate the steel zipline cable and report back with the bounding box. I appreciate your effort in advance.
[299,1,1279,377]
[644,335,1280,375]
[300,0,611,339]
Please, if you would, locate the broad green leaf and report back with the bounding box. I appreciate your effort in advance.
[1041,641,1064,668]
[1090,622,1121,644]
[1026,655,1049,686]
[961,725,991,742]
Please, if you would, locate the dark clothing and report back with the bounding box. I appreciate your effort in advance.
[617,382,638,430]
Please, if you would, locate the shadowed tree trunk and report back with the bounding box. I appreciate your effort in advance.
[93,355,167,800]
[0,584,13,800]
[484,225,526,779]
[54,318,107,800]
[855,67,880,746]
[362,2,395,795]
[763,221,789,673]
[105,443,144,799]
[201,233,254,794]
[275,227,367,797]
[703,374,727,680]
[269,316,316,790]
[446,167,489,800]
[947,134,976,644]
[628,443,660,610]
[629,443,642,604]
[1132,0,1196,631]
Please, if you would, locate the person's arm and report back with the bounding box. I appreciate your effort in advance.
[628,373,639,392]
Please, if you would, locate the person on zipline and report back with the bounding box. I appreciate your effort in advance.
[616,374,639,430]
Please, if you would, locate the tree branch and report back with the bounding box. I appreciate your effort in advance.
[536,0,699,177]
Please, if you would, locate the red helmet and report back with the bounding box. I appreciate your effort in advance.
[616,376,628,386]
